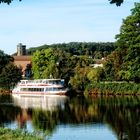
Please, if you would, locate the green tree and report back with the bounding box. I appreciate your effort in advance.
[0,50,22,89]
[69,66,90,91]
[87,67,104,82]
[104,51,122,81]
[0,50,13,73]
[42,60,59,79]
[69,56,93,90]
[32,48,60,79]
[115,2,140,82]
[0,63,22,89]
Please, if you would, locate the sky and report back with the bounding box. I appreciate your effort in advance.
[0,0,139,55]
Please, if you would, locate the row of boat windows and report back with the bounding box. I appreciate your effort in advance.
[20,80,64,85]
[21,88,44,92]
[20,87,65,92]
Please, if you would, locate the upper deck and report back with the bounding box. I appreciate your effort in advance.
[18,79,65,86]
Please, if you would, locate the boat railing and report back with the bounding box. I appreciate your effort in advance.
[19,79,65,86]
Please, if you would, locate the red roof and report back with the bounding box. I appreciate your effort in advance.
[13,56,32,61]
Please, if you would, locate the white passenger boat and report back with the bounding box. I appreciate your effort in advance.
[12,79,69,97]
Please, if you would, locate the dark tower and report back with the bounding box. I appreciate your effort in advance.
[17,43,26,56]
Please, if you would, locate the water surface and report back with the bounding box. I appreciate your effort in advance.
[0,94,140,140]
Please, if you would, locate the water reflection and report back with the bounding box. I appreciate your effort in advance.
[12,95,68,133]
[0,94,140,140]
[13,95,68,110]
[0,94,21,129]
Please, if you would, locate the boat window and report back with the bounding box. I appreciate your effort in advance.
[33,88,44,92]
[46,88,52,91]
[49,88,53,91]
[21,88,27,91]
[21,81,25,84]
[58,87,65,91]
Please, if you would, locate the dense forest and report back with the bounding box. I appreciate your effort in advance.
[28,42,116,59]
[29,42,115,91]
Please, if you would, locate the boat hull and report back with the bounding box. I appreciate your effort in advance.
[12,91,68,97]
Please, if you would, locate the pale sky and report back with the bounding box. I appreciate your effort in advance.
[0,0,139,54]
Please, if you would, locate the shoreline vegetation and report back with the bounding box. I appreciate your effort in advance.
[0,88,11,94]
[1,82,140,97]
[0,128,42,140]
[85,82,140,96]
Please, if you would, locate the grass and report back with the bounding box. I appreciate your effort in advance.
[0,128,42,140]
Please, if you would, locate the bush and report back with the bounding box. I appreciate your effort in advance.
[85,82,140,96]
[0,128,42,140]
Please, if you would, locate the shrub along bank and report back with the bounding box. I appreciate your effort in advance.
[0,128,42,140]
[85,82,140,96]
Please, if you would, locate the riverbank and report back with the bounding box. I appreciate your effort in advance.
[0,128,42,140]
[85,82,140,96]
[0,88,11,94]
[1,82,140,97]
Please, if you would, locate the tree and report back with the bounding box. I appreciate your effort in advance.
[109,0,124,6]
[0,0,125,6]
[87,67,104,82]
[69,55,94,90]
[32,47,94,88]
[0,50,22,89]
[0,50,13,73]
[104,51,122,81]
[69,66,90,91]
[0,63,22,89]
[32,48,59,79]
[0,0,21,4]
[32,50,48,79]
[115,2,140,82]
[24,63,32,78]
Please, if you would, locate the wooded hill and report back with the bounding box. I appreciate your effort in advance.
[27,42,116,59]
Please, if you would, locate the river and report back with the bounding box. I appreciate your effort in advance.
[0,94,139,140]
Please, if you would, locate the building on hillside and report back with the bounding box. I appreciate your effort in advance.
[17,43,27,56]
[90,58,104,68]
[13,43,32,78]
